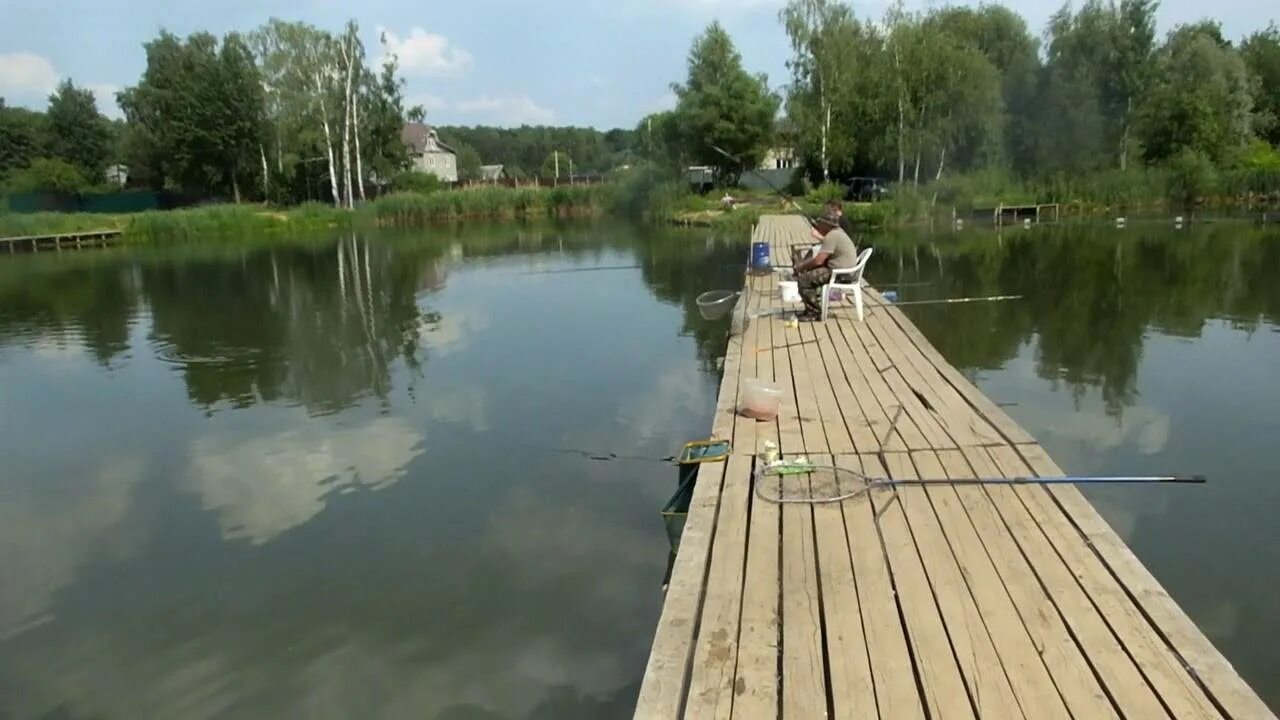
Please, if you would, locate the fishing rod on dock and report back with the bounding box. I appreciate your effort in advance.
[877,294,1023,308]
[755,463,1207,505]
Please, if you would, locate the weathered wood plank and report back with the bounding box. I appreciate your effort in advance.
[836,455,926,720]
[809,454,876,718]
[958,445,1174,720]
[986,445,1223,720]
[865,452,976,720]
[636,461,730,719]
[732,461,780,719]
[685,455,754,719]
[1015,444,1277,720]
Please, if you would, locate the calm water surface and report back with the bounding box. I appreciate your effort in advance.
[0,219,1277,717]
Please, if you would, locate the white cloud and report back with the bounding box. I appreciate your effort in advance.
[406,93,447,112]
[0,51,58,101]
[454,95,556,125]
[651,91,678,113]
[0,457,144,640]
[86,83,123,119]
[377,26,472,77]
[185,418,424,545]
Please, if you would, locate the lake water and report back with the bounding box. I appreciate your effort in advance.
[0,219,1276,717]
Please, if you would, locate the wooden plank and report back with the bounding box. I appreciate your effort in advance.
[911,450,1076,719]
[864,310,1003,447]
[733,282,758,456]
[933,449,1119,720]
[780,461,826,718]
[808,454,876,718]
[685,455,754,718]
[732,460,781,718]
[1014,444,1275,720]
[847,317,956,450]
[752,286,781,455]
[985,445,1224,720]
[827,316,928,451]
[636,460,730,719]
[784,319,829,455]
[810,319,881,453]
[797,323,856,454]
[958,445,1174,720]
[882,451,1026,719]
[837,455,926,719]
[771,315,805,456]
[864,452,976,720]
[864,289,1034,445]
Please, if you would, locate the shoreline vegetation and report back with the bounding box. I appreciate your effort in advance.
[0,185,613,243]
[5,167,1280,243]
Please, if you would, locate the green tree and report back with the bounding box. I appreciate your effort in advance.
[781,0,861,181]
[1041,0,1157,171]
[1241,24,1280,145]
[217,32,267,201]
[924,6,1039,170]
[671,22,780,182]
[121,30,265,199]
[4,157,88,193]
[453,141,483,181]
[46,79,111,182]
[0,102,46,176]
[1137,23,1255,163]
[540,150,573,179]
[362,51,411,183]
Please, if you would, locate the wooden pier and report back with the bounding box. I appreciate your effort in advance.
[0,228,123,254]
[970,203,1060,225]
[635,215,1273,720]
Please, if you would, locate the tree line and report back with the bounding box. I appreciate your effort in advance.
[637,1,1280,197]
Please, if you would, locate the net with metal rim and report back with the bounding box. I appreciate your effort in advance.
[754,462,880,505]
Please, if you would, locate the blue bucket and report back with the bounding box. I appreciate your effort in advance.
[750,241,771,271]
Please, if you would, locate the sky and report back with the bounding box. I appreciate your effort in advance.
[0,0,1273,129]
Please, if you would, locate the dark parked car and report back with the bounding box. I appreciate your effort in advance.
[844,176,891,202]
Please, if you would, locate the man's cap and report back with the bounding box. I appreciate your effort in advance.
[813,208,840,228]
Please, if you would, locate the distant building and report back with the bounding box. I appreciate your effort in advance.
[760,147,797,170]
[105,164,129,187]
[479,164,506,183]
[402,122,458,182]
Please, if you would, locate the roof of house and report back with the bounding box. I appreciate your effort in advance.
[479,164,505,180]
[401,122,455,155]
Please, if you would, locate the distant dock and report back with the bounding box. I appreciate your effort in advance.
[0,229,123,254]
[634,215,1274,720]
[968,202,1061,226]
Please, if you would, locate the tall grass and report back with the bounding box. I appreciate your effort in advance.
[125,204,350,243]
[0,209,128,237]
[367,185,608,226]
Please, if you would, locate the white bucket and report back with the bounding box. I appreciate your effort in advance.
[779,281,801,303]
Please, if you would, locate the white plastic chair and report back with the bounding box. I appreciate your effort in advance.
[821,247,874,322]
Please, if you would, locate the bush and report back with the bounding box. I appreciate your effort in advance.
[390,171,446,194]
[367,185,608,226]
[4,158,89,194]
[608,164,684,222]
[806,182,846,204]
[1165,149,1219,208]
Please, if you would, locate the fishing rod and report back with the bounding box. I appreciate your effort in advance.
[519,264,641,276]
[707,144,816,227]
[756,467,1207,505]
[879,294,1023,307]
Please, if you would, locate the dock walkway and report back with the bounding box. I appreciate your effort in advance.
[635,215,1273,720]
[1,228,123,254]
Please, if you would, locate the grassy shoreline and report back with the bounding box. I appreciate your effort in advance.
[0,185,611,243]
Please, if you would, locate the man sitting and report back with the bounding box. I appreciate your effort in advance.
[792,208,858,321]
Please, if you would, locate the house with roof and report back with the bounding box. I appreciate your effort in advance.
[478,165,506,183]
[401,122,458,182]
